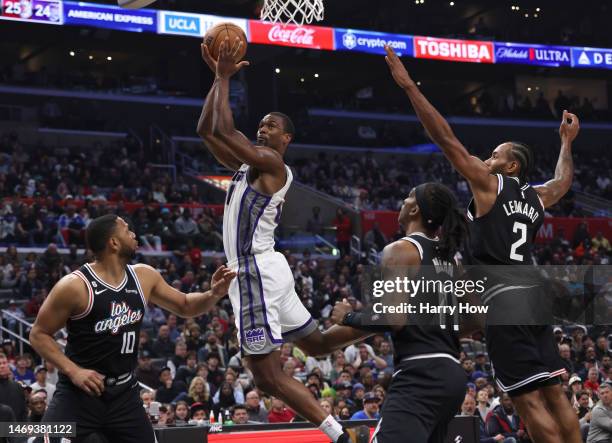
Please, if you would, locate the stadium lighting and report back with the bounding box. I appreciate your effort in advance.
[88,55,93,60]
[449,1,454,5]
[107,56,112,61]
[314,73,319,78]
[536,7,540,11]
[534,13,538,18]
[527,87,532,91]
[69,51,75,56]
[417,81,422,86]
[524,13,529,17]
[300,77,305,83]
[275,68,280,74]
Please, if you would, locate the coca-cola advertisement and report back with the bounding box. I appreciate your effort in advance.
[248,20,334,50]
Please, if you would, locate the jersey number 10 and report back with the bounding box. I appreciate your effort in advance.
[121,331,136,354]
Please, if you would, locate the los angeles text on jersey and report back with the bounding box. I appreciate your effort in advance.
[94,301,143,334]
[502,200,540,223]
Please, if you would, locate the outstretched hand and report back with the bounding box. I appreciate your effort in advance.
[559,110,579,143]
[217,37,250,79]
[210,265,236,299]
[384,45,415,90]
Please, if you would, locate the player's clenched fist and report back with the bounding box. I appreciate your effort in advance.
[70,367,105,396]
[331,298,353,325]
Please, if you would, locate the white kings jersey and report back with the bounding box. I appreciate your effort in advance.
[223,164,293,263]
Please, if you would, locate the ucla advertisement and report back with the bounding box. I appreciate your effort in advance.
[63,1,156,33]
[335,29,413,56]
[158,11,247,38]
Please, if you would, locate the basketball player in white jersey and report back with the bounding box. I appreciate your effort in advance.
[197,39,365,443]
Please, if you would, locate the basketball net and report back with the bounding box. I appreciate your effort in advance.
[260,0,324,25]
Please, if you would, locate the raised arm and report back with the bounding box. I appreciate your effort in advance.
[136,264,235,317]
[533,110,579,208]
[29,275,106,396]
[384,46,496,194]
[211,39,285,174]
[196,44,243,171]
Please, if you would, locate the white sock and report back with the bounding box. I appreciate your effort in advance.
[319,414,344,442]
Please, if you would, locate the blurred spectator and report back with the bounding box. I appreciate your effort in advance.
[27,391,47,422]
[485,393,528,442]
[267,396,295,423]
[231,404,252,424]
[30,365,55,399]
[212,381,240,416]
[332,208,352,256]
[350,392,380,420]
[586,382,612,443]
[0,352,27,420]
[155,367,186,404]
[245,389,268,423]
[152,325,174,359]
[135,350,158,388]
[189,402,208,422]
[12,355,34,385]
[174,400,190,424]
[3,300,25,332]
[174,376,212,411]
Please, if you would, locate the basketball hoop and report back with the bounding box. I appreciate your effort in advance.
[260,0,324,25]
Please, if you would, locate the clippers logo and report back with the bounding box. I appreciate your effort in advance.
[248,20,334,50]
[245,328,266,351]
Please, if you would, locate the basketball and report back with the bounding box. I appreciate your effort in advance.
[203,23,248,62]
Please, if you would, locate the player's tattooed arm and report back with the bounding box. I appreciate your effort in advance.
[197,44,243,171]
[30,274,106,396]
[534,110,580,208]
[384,46,496,195]
[138,264,235,317]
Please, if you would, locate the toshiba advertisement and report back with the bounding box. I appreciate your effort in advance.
[413,36,494,63]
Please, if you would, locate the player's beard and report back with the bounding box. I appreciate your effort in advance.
[118,243,137,260]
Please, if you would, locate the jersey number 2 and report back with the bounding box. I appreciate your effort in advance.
[121,331,136,354]
[510,222,527,261]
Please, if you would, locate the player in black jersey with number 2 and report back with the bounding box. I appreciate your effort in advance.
[29,214,235,443]
[331,182,470,443]
[385,45,581,443]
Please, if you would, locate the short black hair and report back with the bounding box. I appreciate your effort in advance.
[269,112,295,137]
[86,214,118,255]
[507,141,533,183]
[231,404,247,415]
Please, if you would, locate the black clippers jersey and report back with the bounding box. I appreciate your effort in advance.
[393,233,460,362]
[65,263,146,376]
[467,174,544,265]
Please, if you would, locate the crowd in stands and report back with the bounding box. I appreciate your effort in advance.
[292,150,611,213]
[1,237,611,441]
